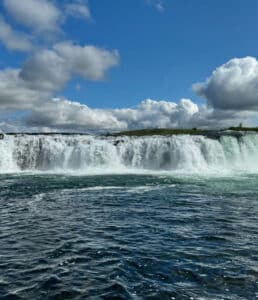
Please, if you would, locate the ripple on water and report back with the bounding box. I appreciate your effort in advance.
[0,174,258,299]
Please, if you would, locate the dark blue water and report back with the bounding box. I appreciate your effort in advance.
[0,173,258,299]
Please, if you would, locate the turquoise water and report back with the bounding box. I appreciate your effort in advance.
[0,173,258,299]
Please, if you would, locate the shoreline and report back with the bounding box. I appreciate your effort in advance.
[1,127,258,140]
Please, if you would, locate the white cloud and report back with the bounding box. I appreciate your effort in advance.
[0,16,33,51]
[24,98,201,131]
[20,49,70,92]
[19,42,119,92]
[0,32,257,133]
[112,98,199,129]
[0,88,255,132]
[0,68,49,110]
[0,58,254,132]
[0,0,93,52]
[3,0,61,32]
[193,57,258,111]
[65,0,91,20]
[0,41,119,116]
[54,42,119,80]
[26,98,127,130]
[23,97,255,132]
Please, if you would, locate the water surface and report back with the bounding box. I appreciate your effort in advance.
[0,173,257,299]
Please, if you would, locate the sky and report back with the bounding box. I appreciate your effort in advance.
[1,0,258,132]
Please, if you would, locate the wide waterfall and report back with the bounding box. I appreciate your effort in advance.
[0,133,258,174]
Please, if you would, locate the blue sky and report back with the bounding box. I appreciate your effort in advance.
[71,0,258,108]
[1,0,258,131]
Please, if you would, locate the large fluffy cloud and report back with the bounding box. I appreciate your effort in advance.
[0,0,93,54]
[0,94,255,132]
[0,69,49,110]
[112,98,199,129]
[0,42,119,113]
[20,42,119,92]
[26,98,127,131]
[2,0,92,40]
[3,0,61,33]
[193,57,258,110]
[54,42,119,80]
[0,58,256,132]
[24,98,201,131]
[15,97,253,132]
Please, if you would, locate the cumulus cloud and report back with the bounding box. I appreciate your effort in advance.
[112,98,199,129]
[54,42,119,80]
[189,107,256,129]
[0,0,93,52]
[65,0,91,20]
[0,58,254,132]
[0,93,255,132]
[193,57,258,111]
[0,41,119,114]
[0,68,49,111]
[22,98,202,131]
[20,42,119,92]
[26,98,127,131]
[3,0,61,33]
[23,97,254,132]
[20,50,69,92]
[0,16,33,51]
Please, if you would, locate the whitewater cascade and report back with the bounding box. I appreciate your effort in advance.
[0,133,258,174]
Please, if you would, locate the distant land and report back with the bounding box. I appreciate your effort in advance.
[1,127,258,140]
[108,127,258,138]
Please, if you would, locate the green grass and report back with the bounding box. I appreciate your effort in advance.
[1,127,258,139]
[107,127,258,137]
[109,128,207,137]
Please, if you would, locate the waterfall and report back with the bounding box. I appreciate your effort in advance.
[0,133,258,174]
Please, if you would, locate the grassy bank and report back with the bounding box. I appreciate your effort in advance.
[108,127,258,137]
[1,127,258,139]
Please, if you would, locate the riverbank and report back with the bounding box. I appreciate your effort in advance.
[1,126,258,140]
[107,127,258,138]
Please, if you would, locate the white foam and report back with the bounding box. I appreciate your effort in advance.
[0,133,258,175]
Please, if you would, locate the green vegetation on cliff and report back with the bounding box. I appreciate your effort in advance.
[108,127,258,137]
[110,128,206,136]
[1,127,258,139]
